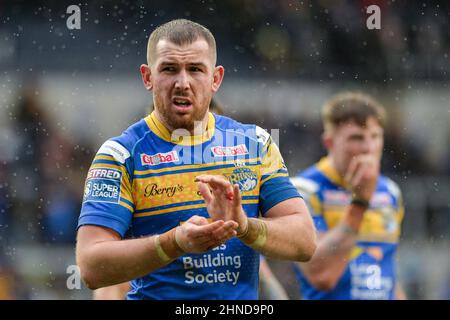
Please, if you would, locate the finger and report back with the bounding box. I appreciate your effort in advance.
[194,221,237,244]
[194,174,206,182]
[193,234,221,245]
[223,220,239,230]
[207,228,238,250]
[363,155,379,174]
[197,181,214,204]
[210,220,238,237]
[346,156,366,185]
[222,228,237,241]
[192,219,226,237]
[232,184,242,207]
[351,161,368,187]
[344,156,360,183]
[188,215,209,226]
[209,176,234,202]
[196,175,232,192]
[211,225,238,242]
[213,175,233,193]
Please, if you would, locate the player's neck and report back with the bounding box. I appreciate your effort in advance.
[327,155,346,178]
[154,111,209,135]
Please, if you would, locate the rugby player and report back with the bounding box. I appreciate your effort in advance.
[76,19,316,300]
[291,92,406,300]
[92,99,290,300]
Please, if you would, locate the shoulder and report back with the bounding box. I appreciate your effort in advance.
[290,164,326,194]
[214,114,270,145]
[380,175,402,199]
[96,118,150,164]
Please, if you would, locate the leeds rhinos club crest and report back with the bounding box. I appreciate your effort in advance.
[224,168,258,192]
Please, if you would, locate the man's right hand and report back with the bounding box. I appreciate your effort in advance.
[344,154,380,202]
[175,215,238,253]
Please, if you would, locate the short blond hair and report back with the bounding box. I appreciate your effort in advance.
[322,91,386,133]
[146,19,217,66]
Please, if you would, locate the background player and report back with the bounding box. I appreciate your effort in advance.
[291,92,406,300]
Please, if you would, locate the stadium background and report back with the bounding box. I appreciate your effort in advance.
[0,0,449,299]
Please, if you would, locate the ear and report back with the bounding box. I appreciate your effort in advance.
[140,64,153,91]
[322,132,333,151]
[211,65,225,93]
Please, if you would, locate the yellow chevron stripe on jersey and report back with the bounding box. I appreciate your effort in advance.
[120,200,134,212]
[134,157,261,175]
[94,154,117,161]
[260,142,285,176]
[350,246,365,260]
[316,157,350,189]
[134,199,259,218]
[260,172,289,185]
[309,193,322,216]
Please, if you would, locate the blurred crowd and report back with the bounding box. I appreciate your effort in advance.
[199,0,450,81]
[1,1,449,81]
[0,89,95,298]
[0,88,93,246]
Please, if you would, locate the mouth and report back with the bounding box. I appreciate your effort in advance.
[172,97,193,111]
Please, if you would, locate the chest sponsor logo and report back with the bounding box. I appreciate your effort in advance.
[323,190,350,205]
[144,183,183,198]
[350,262,394,300]
[224,168,258,192]
[211,144,249,157]
[84,168,122,203]
[324,191,392,208]
[372,193,392,206]
[140,151,179,166]
[182,244,242,286]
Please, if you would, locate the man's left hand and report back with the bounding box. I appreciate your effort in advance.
[195,174,248,234]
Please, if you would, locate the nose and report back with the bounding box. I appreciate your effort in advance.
[362,135,377,154]
[174,70,189,92]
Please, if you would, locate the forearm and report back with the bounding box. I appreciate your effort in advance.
[93,282,130,300]
[77,228,183,289]
[240,214,316,261]
[299,204,365,287]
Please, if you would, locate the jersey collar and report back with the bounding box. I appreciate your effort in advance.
[144,111,215,146]
[316,156,350,189]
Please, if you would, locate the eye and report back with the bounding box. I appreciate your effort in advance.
[372,133,382,139]
[162,66,176,72]
[189,66,202,72]
[349,135,364,142]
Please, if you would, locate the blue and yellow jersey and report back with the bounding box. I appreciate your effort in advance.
[291,157,405,300]
[78,112,300,300]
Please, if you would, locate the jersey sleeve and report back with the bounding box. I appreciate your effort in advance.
[77,139,134,238]
[257,126,301,216]
[290,176,327,232]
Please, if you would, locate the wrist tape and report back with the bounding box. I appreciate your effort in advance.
[247,219,268,250]
[154,235,172,264]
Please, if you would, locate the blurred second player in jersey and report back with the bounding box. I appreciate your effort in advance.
[292,92,406,300]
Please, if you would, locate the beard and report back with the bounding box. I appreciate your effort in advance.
[154,93,210,132]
